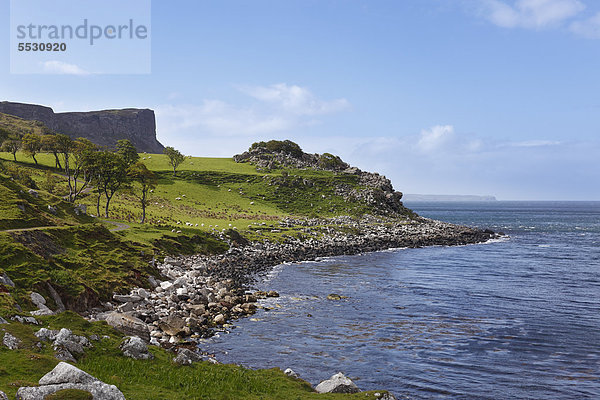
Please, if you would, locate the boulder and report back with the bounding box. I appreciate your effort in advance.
[173,348,202,366]
[0,272,15,287]
[27,189,38,198]
[0,317,7,324]
[284,368,299,378]
[35,328,59,342]
[53,328,91,356]
[16,362,126,400]
[2,332,20,350]
[120,336,154,360]
[158,315,186,336]
[105,312,150,342]
[315,372,360,394]
[0,390,7,400]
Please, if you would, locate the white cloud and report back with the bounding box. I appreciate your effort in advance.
[480,0,585,29]
[417,125,455,153]
[507,139,561,147]
[41,61,90,76]
[239,83,350,116]
[156,83,350,142]
[570,11,600,38]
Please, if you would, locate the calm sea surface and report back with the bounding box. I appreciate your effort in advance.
[203,202,600,399]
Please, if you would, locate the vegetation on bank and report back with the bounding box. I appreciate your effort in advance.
[0,312,392,399]
[0,130,410,398]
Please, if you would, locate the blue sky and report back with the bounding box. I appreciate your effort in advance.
[2,0,599,200]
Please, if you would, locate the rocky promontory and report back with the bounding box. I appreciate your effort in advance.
[0,101,163,153]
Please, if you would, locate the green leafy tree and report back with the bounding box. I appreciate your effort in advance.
[93,151,128,218]
[128,161,158,223]
[116,139,140,167]
[67,138,97,202]
[21,133,42,165]
[1,136,21,161]
[55,134,74,175]
[163,146,186,176]
[40,134,62,170]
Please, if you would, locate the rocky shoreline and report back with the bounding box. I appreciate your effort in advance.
[90,216,498,348]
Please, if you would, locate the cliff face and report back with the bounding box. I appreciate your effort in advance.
[0,101,164,153]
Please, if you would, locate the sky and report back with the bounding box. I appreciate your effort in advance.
[1,0,599,200]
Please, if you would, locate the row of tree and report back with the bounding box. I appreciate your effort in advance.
[0,129,187,223]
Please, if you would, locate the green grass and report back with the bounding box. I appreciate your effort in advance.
[0,312,393,400]
[0,112,50,137]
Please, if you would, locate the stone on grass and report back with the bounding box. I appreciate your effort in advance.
[105,312,150,342]
[315,372,360,394]
[16,362,125,400]
[284,368,299,378]
[173,348,202,365]
[0,272,15,287]
[0,390,7,400]
[2,331,21,350]
[120,336,154,360]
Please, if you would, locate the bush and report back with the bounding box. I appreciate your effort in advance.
[249,140,303,158]
[318,153,346,170]
[0,162,38,189]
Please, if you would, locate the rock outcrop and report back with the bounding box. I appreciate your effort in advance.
[315,372,360,394]
[0,101,163,153]
[16,362,125,400]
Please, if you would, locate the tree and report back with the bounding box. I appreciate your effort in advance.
[40,134,62,170]
[66,138,97,202]
[21,133,42,165]
[93,151,128,218]
[54,134,74,175]
[1,136,21,161]
[163,146,186,176]
[128,161,157,223]
[117,139,140,167]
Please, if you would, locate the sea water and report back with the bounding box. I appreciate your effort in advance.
[203,201,600,399]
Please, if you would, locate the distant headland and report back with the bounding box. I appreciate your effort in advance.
[403,194,498,202]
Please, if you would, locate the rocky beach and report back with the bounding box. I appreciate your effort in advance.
[91,215,498,350]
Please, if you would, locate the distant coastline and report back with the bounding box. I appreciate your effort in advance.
[403,194,497,202]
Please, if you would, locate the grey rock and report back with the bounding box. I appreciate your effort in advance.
[35,327,59,342]
[315,372,360,394]
[105,312,150,342]
[0,390,7,400]
[47,205,58,215]
[284,368,299,378]
[74,204,87,215]
[54,328,90,356]
[11,315,39,324]
[0,316,7,324]
[16,361,126,400]
[30,292,47,307]
[173,348,202,365]
[158,314,186,336]
[27,189,38,198]
[3,331,21,350]
[120,336,154,360]
[113,294,142,303]
[0,272,15,287]
[54,347,77,363]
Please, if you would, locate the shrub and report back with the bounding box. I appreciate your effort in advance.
[249,140,303,158]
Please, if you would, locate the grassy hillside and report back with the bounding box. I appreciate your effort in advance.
[0,149,406,399]
[0,312,390,400]
[0,112,51,137]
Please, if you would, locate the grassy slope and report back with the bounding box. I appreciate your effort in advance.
[0,312,391,400]
[0,112,50,136]
[0,151,403,399]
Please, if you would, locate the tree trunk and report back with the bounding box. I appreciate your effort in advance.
[54,153,62,170]
[12,152,16,162]
[96,192,101,216]
[33,154,38,165]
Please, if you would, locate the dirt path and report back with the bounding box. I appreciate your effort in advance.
[101,220,131,232]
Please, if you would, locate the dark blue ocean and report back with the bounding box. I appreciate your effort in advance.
[203,202,600,399]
